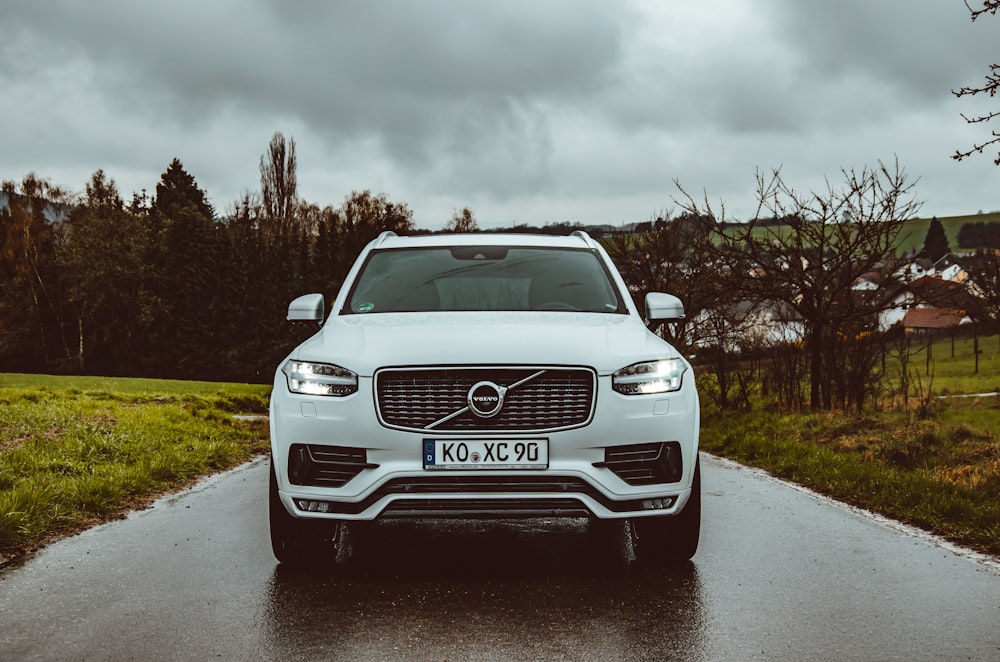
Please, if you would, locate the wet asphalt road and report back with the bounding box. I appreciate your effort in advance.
[1,454,999,661]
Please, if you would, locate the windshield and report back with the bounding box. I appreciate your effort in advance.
[344,246,625,314]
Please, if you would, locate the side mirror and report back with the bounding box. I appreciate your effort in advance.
[645,292,685,323]
[287,293,326,326]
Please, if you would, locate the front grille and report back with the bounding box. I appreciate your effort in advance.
[376,366,595,432]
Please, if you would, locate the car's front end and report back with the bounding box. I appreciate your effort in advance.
[269,232,701,564]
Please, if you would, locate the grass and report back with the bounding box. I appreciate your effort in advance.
[700,401,1000,556]
[896,333,1000,396]
[700,332,1000,557]
[0,373,271,564]
[896,212,1000,254]
[712,212,1000,255]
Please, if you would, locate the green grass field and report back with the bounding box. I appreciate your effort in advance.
[700,398,1000,555]
[895,212,1000,255]
[0,373,272,398]
[718,212,1000,256]
[0,374,271,564]
[894,333,1000,395]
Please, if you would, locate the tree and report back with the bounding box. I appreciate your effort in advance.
[607,213,716,351]
[151,158,215,223]
[963,249,1000,335]
[921,216,950,261]
[145,159,217,377]
[677,161,921,410]
[952,1,1000,165]
[444,207,479,233]
[333,190,414,270]
[607,213,756,409]
[0,174,73,370]
[260,132,298,236]
[59,171,150,373]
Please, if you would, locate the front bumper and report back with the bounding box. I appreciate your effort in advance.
[270,373,700,521]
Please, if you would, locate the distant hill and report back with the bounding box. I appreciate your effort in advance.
[897,211,1000,255]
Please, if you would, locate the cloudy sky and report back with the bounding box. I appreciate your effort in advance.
[1,0,998,229]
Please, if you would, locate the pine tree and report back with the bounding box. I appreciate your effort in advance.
[921,217,950,262]
[144,159,217,377]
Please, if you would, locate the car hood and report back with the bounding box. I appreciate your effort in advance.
[290,312,682,376]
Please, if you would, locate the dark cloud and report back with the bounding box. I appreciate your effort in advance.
[765,0,996,103]
[1,0,997,226]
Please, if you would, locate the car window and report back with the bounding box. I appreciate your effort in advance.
[344,246,624,314]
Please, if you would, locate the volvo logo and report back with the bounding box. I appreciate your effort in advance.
[467,381,506,418]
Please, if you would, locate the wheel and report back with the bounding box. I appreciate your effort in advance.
[630,458,701,563]
[269,457,339,565]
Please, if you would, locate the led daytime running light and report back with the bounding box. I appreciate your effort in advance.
[283,360,358,396]
[613,359,686,395]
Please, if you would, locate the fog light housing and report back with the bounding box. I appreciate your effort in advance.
[296,499,331,513]
[641,497,676,510]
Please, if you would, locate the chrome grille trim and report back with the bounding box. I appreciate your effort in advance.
[375,366,596,433]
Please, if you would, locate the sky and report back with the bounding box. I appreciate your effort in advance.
[1,0,998,230]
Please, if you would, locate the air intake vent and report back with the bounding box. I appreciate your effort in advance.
[594,442,683,485]
[287,444,378,487]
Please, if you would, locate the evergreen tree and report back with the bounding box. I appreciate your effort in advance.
[60,171,150,374]
[921,217,950,262]
[145,159,217,377]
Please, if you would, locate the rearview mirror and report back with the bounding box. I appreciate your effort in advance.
[645,292,685,323]
[287,293,326,325]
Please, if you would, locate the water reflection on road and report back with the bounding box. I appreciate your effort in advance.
[3,456,999,661]
[260,519,707,661]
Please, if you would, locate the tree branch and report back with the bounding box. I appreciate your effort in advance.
[951,131,1000,165]
[965,0,1000,21]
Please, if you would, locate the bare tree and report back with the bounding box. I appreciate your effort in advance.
[607,213,718,351]
[677,160,921,410]
[963,248,1000,335]
[607,213,759,409]
[952,1,1000,165]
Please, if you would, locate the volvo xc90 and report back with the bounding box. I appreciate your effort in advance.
[269,230,701,564]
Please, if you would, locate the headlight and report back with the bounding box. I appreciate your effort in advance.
[282,360,358,396]
[613,359,686,395]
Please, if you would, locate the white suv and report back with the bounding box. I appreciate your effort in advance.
[269,231,701,564]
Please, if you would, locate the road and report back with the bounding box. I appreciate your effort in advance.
[1,454,998,661]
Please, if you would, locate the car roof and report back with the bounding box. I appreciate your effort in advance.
[370,231,600,251]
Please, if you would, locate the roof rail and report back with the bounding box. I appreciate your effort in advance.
[570,230,596,247]
[373,230,398,247]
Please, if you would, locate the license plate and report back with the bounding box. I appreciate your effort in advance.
[423,439,548,470]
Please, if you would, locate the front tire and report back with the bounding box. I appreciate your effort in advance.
[269,457,338,565]
[631,458,701,563]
